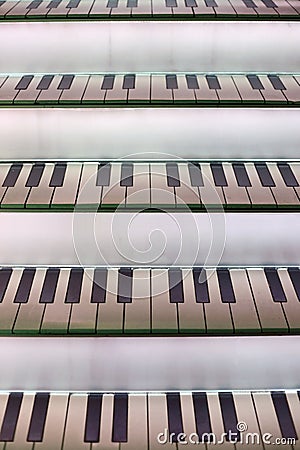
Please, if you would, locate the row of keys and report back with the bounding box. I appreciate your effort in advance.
[0,390,298,448]
[1,161,300,210]
[0,73,299,106]
[0,0,299,19]
[0,266,300,335]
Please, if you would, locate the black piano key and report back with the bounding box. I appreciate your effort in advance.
[14,268,36,304]
[217,269,236,303]
[210,163,228,187]
[67,0,81,7]
[39,268,60,304]
[107,0,118,6]
[0,393,23,442]
[91,268,107,303]
[25,164,45,188]
[127,0,138,6]
[166,163,180,187]
[166,75,178,90]
[58,75,74,90]
[49,163,67,187]
[261,0,276,7]
[271,392,298,440]
[123,75,136,90]
[185,0,197,6]
[247,75,264,90]
[168,269,184,303]
[2,164,22,187]
[0,268,12,303]
[206,75,221,90]
[15,75,34,91]
[27,393,50,442]
[242,0,256,7]
[186,74,199,90]
[298,391,300,401]
[205,0,217,5]
[232,163,251,187]
[166,0,178,6]
[268,75,286,91]
[27,0,42,8]
[219,393,240,441]
[255,163,276,187]
[101,75,115,90]
[192,392,212,441]
[37,75,54,91]
[188,163,204,187]
[193,268,210,303]
[287,268,300,301]
[117,268,132,303]
[120,163,133,187]
[84,393,103,443]
[112,394,128,443]
[264,268,287,303]
[277,163,299,187]
[65,268,84,303]
[166,393,183,443]
[47,0,62,6]
[96,163,111,187]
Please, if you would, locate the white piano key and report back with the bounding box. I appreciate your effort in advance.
[222,163,250,207]
[150,163,175,206]
[132,0,152,14]
[124,269,151,333]
[26,1,51,17]
[35,393,69,450]
[68,0,93,15]
[69,268,97,334]
[0,76,22,104]
[175,163,201,207]
[0,164,11,203]
[41,268,71,334]
[286,0,300,14]
[274,0,298,15]
[205,269,233,333]
[247,268,288,332]
[26,163,55,209]
[173,75,195,103]
[278,75,300,103]
[51,163,81,208]
[152,0,172,14]
[266,162,299,206]
[288,163,300,199]
[0,1,19,17]
[76,163,102,209]
[63,394,89,450]
[252,393,292,449]
[199,163,225,207]
[179,392,206,449]
[89,0,111,16]
[128,74,150,103]
[151,75,173,103]
[253,0,277,15]
[0,76,7,89]
[1,164,32,208]
[37,75,63,104]
[47,0,70,16]
[121,394,147,450]
[97,268,123,334]
[59,75,89,104]
[92,394,119,450]
[229,269,260,332]
[13,268,47,334]
[149,394,173,450]
[259,75,287,103]
[195,75,218,103]
[0,268,23,333]
[215,0,237,15]
[82,75,105,104]
[126,163,150,205]
[5,393,35,450]
[13,75,43,105]
[286,392,300,450]
[0,393,9,450]
[277,269,300,333]
[232,392,263,450]
[245,163,276,207]
[233,75,264,103]
[228,0,257,15]
[172,0,194,15]
[5,0,32,16]
[193,0,215,15]
[151,269,178,333]
[216,76,241,102]
[178,269,206,333]
[105,75,127,104]
[111,0,131,14]
[206,393,235,450]
[101,163,126,207]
